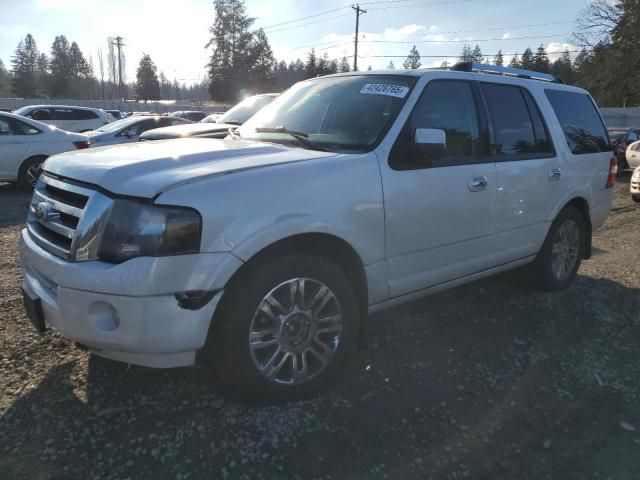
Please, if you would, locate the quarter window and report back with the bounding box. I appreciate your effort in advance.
[481,83,552,157]
[545,89,610,154]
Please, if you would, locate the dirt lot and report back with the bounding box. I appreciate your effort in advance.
[0,179,639,480]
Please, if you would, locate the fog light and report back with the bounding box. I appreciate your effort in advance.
[89,302,120,332]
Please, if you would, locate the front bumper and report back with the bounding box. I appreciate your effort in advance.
[631,177,640,195]
[20,229,242,368]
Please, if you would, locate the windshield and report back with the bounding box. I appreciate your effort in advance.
[217,95,276,125]
[238,75,415,152]
[94,116,142,133]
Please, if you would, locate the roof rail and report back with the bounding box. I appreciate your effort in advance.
[450,62,563,84]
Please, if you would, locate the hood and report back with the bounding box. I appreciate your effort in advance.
[141,123,231,140]
[43,138,337,198]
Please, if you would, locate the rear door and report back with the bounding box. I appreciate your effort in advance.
[380,78,497,297]
[479,81,561,263]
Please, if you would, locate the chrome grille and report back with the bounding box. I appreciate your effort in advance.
[27,174,113,261]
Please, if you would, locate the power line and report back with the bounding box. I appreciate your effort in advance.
[359,33,572,44]
[264,13,353,34]
[359,49,586,58]
[259,6,350,30]
[366,0,471,9]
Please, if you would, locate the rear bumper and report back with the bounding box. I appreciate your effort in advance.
[20,229,241,368]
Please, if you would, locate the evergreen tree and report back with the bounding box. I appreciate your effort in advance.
[403,45,421,69]
[247,28,275,89]
[11,34,40,98]
[49,35,71,96]
[533,45,551,73]
[387,60,395,69]
[509,52,521,68]
[206,0,256,101]
[305,49,318,78]
[338,56,351,72]
[550,49,575,84]
[0,59,12,96]
[520,47,534,70]
[69,42,92,78]
[494,50,504,66]
[278,60,287,71]
[440,60,449,68]
[135,53,160,101]
[459,44,473,62]
[328,58,339,74]
[35,53,49,97]
[471,44,484,63]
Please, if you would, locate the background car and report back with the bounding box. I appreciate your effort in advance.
[142,94,278,141]
[0,111,89,188]
[168,110,207,122]
[631,167,640,203]
[608,127,640,174]
[201,93,278,125]
[87,115,191,147]
[106,110,125,120]
[12,105,114,133]
[625,139,640,170]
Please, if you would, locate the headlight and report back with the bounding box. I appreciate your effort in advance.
[98,199,201,263]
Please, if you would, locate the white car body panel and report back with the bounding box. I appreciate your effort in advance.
[626,140,640,169]
[13,105,112,132]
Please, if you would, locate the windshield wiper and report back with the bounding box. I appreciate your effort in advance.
[228,127,241,140]
[221,120,242,126]
[254,125,328,151]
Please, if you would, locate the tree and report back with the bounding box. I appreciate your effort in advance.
[459,43,473,62]
[304,49,318,78]
[550,49,575,84]
[11,34,40,98]
[0,59,12,96]
[572,0,621,48]
[338,56,351,72]
[471,44,484,63]
[533,45,550,73]
[520,47,534,70]
[403,45,421,69]
[206,0,258,101]
[135,53,160,101]
[49,35,71,96]
[387,60,395,69]
[69,42,92,78]
[509,52,520,68]
[494,50,504,66]
[247,28,275,90]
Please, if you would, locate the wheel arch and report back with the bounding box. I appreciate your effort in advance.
[557,196,592,259]
[223,232,370,346]
[17,154,49,185]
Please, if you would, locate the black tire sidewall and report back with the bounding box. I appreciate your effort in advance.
[209,253,360,401]
[533,206,585,292]
[18,157,45,189]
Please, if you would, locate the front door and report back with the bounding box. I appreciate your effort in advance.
[0,116,30,179]
[380,79,497,298]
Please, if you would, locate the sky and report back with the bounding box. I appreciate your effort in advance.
[0,0,590,85]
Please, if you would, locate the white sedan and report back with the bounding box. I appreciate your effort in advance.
[626,140,640,170]
[0,111,89,188]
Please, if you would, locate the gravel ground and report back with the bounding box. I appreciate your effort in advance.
[0,178,639,480]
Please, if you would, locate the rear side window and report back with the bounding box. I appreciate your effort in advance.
[545,90,610,154]
[481,83,553,157]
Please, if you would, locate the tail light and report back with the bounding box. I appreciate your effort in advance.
[73,140,91,149]
[606,156,617,188]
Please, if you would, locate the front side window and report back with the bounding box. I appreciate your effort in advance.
[238,75,416,152]
[546,89,610,154]
[481,83,553,157]
[390,80,485,167]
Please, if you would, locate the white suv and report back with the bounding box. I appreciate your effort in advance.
[20,64,615,400]
[13,105,114,132]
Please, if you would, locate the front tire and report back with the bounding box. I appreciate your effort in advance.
[18,156,47,189]
[632,194,640,203]
[205,253,360,401]
[529,206,585,292]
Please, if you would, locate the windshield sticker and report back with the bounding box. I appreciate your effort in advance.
[360,83,409,98]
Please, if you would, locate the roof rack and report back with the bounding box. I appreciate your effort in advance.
[450,62,563,84]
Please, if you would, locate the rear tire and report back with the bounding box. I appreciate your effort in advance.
[204,252,360,402]
[528,206,585,292]
[18,156,47,189]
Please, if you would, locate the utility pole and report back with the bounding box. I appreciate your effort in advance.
[352,4,366,71]
[112,36,125,106]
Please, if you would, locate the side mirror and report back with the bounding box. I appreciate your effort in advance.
[412,128,446,163]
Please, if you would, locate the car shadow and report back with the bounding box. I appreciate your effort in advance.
[1,273,639,479]
[0,182,31,228]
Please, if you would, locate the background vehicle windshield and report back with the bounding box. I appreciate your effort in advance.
[608,130,627,142]
[238,75,415,152]
[94,117,142,133]
[217,95,276,124]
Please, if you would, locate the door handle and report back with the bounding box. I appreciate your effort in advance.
[548,168,562,181]
[468,176,488,192]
